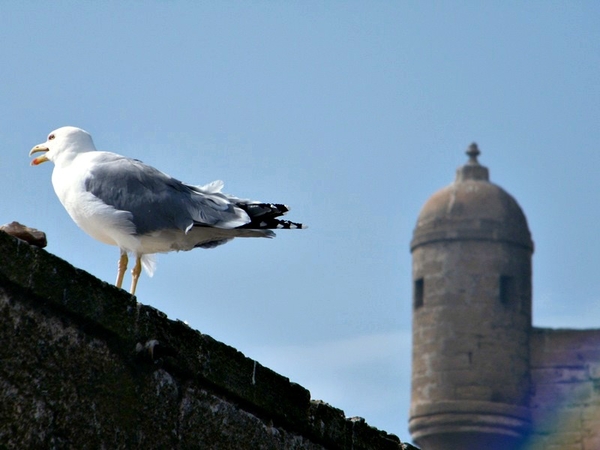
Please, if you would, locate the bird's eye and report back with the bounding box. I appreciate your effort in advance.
[48,134,55,140]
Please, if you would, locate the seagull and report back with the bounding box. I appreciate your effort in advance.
[29,126,304,295]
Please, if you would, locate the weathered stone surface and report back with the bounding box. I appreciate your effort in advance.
[528,328,600,450]
[0,231,404,449]
[0,221,47,247]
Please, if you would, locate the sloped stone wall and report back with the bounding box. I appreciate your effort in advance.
[0,231,403,450]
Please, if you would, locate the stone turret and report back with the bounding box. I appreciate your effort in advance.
[409,144,534,450]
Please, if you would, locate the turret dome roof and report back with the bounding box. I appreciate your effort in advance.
[411,144,533,252]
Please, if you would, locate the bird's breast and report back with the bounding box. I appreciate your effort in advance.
[51,164,138,250]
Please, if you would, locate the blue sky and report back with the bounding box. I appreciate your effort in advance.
[2,1,599,441]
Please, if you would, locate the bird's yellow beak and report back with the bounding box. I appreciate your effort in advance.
[29,145,49,166]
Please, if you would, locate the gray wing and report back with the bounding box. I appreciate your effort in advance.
[84,153,250,235]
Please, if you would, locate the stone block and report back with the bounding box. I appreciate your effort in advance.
[587,363,600,380]
[531,382,594,409]
[533,367,589,385]
[583,431,600,450]
[455,385,492,401]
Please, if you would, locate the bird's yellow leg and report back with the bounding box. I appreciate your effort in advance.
[130,256,142,295]
[116,251,128,289]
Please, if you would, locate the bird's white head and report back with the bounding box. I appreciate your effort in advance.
[29,126,96,166]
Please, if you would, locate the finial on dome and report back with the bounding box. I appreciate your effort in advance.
[466,142,480,164]
[456,142,489,182]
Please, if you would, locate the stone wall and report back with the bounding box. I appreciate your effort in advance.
[0,231,405,450]
[528,328,600,450]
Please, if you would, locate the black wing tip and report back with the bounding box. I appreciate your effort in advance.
[274,220,306,230]
[239,218,306,231]
[236,202,305,230]
[238,202,290,217]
